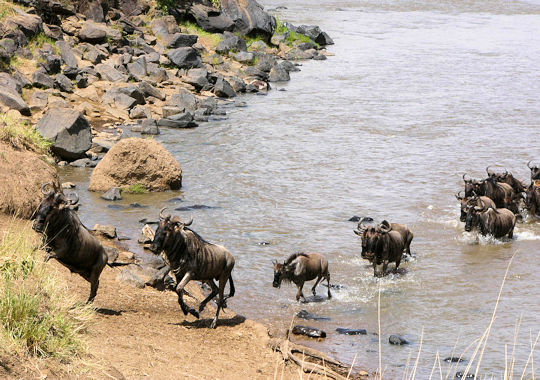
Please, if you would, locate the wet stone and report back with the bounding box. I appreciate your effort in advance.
[445,357,467,363]
[336,328,367,335]
[455,372,475,379]
[291,325,326,339]
[296,309,331,321]
[388,335,409,345]
[101,187,122,201]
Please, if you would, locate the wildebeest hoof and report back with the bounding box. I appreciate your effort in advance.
[210,319,217,329]
[190,309,200,319]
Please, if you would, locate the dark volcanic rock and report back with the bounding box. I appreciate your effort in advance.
[188,3,235,33]
[216,32,247,54]
[296,310,331,321]
[127,56,148,80]
[56,40,78,68]
[336,328,367,335]
[157,112,197,128]
[164,33,198,48]
[0,87,30,115]
[167,47,202,69]
[78,21,107,43]
[138,81,165,100]
[268,64,290,82]
[221,0,276,37]
[291,325,326,339]
[214,77,236,98]
[389,335,409,345]
[183,68,209,90]
[32,69,55,89]
[95,63,128,82]
[37,108,92,160]
[54,74,74,93]
[348,216,374,223]
[101,187,122,201]
[455,371,475,379]
[444,357,467,363]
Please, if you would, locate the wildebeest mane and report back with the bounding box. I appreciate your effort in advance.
[284,252,308,265]
[45,208,84,253]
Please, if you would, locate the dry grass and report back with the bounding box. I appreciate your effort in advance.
[0,113,51,155]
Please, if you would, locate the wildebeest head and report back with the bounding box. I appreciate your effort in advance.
[528,160,540,181]
[353,217,378,260]
[272,261,284,288]
[150,207,192,254]
[463,174,482,197]
[32,183,79,233]
[456,191,468,222]
[464,200,486,232]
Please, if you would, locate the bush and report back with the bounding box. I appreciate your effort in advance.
[0,220,93,358]
[0,114,52,155]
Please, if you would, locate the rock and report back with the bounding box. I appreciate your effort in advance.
[157,112,197,129]
[297,41,318,51]
[105,247,119,264]
[141,224,155,241]
[268,64,290,82]
[221,0,276,37]
[216,32,247,54]
[37,108,92,160]
[40,53,62,74]
[291,325,326,339]
[214,77,236,98]
[140,118,159,135]
[455,371,475,379]
[95,63,128,82]
[61,182,76,189]
[82,44,108,64]
[161,106,183,118]
[280,60,301,72]
[233,51,254,63]
[129,105,151,119]
[336,328,367,335]
[127,56,148,80]
[270,33,287,46]
[103,90,137,110]
[389,335,409,345]
[296,310,331,321]
[28,90,48,112]
[167,47,202,69]
[93,224,117,239]
[0,73,22,94]
[188,3,235,33]
[228,76,246,93]
[183,68,209,91]
[243,66,268,80]
[101,187,122,201]
[117,268,146,289]
[444,357,467,363]
[69,158,96,167]
[89,138,183,192]
[167,89,198,111]
[296,25,334,46]
[138,81,165,100]
[54,74,74,93]
[32,69,55,89]
[138,233,152,244]
[0,87,30,116]
[164,33,198,48]
[349,216,373,222]
[9,12,43,38]
[78,21,107,43]
[313,53,327,61]
[150,16,180,39]
[249,40,268,52]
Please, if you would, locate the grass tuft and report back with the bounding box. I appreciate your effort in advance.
[180,20,222,49]
[0,114,52,155]
[28,32,59,55]
[274,18,317,47]
[0,0,17,20]
[0,220,93,359]
[126,183,147,194]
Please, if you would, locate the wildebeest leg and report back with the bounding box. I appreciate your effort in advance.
[210,272,229,329]
[311,275,322,296]
[220,275,235,309]
[176,272,199,319]
[295,281,306,302]
[382,261,389,276]
[393,258,401,274]
[508,224,515,239]
[326,273,332,299]
[86,256,106,304]
[198,280,219,313]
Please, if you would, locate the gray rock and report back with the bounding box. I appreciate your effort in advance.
[233,51,254,64]
[0,72,22,94]
[0,87,30,115]
[149,67,168,83]
[104,247,119,264]
[296,310,331,321]
[54,74,74,93]
[129,104,151,119]
[167,89,198,111]
[228,76,246,93]
[29,91,48,112]
[102,89,138,110]
[313,53,327,61]
[164,33,198,48]
[183,68,209,91]
[78,21,107,43]
[389,335,409,345]
[291,325,326,339]
[167,47,202,69]
[221,0,276,37]
[243,66,268,80]
[268,64,290,82]
[150,16,180,39]
[32,69,55,89]
[214,77,236,98]
[69,158,96,167]
[216,33,247,54]
[296,25,334,45]
[117,268,146,289]
[141,118,160,135]
[82,45,108,64]
[157,112,197,128]
[249,40,268,51]
[40,53,61,74]
[95,63,128,82]
[280,60,301,72]
[101,187,122,201]
[9,12,43,37]
[336,328,367,335]
[270,33,287,46]
[142,52,160,63]
[297,41,318,51]
[188,4,234,33]
[162,106,183,118]
[127,56,147,80]
[56,40,78,68]
[36,108,92,160]
[93,224,117,239]
[138,80,165,100]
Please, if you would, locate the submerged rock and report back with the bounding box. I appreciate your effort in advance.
[336,328,367,335]
[101,187,122,201]
[296,309,331,321]
[291,325,326,339]
[388,335,409,345]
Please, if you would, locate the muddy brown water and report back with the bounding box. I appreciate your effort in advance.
[59,0,540,377]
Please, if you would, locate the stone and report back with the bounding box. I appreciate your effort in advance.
[141,119,159,135]
[216,32,247,54]
[54,74,74,93]
[40,53,61,74]
[233,51,254,63]
[82,45,108,64]
[9,12,43,38]
[313,53,327,61]
[161,106,183,118]
[101,187,122,201]
[56,40,78,68]
[89,137,183,191]
[291,325,326,339]
[0,87,30,116]
[102,89,138,110]
[249,40,268,52]
[129,105,151,119]
[105,247,119,264]
[150,16,180,39]
[61,182,76,189]
[297,41,318,51]
[221,0,276,37]
[296,310,331,321]
[78,21,107,43]
[455,371,475,379]
[183,68,209,91]
[164,33,198,48]
[167,47,202,69]
[280,60,301,72]
[389,335,409,345]
[157,112,197,129]
[243,66,268,80]
[187,4,235,33]
[69,158,96,167]
[127,56,147,80]
[268,64,290,82]
[95,63,128,82]
[296,25,334,46]
[36,108,92,160]
[166,89,198,111]
[336,328,367,335]
[117,268,146,289]
[93,224,117,239]
[270,33,287,46]
[444,357,467,363]
[228,76,246,93]
[32,69,55,89]
[138,81,165,100]
[213,77,236,98]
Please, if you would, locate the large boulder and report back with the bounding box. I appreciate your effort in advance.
[188,4,234,33]
[221,0,276,37]
[36,108,93,160]
[0,87,30,116]
[216,32,247,54]
[78,21,108,43]
[89,138,182,192]
[167,47,202,69]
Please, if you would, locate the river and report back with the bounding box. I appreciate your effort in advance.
[59,0,540,377]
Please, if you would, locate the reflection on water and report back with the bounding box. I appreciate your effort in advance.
[60,0,540,377]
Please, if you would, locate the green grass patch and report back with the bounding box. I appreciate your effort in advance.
[126,184,147,194]
[180,20,222,49]
[0,0,18,21]
[274,18,318,47]
[0,220,93,358]
[211,0,220,8]
[0,114,52,155]
[28,33,59,55]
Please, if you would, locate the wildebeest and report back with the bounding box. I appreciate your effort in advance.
[354,217,413,257]
[481,171,514,208]
[32,183,108,303]
[354,221,404,277]
[463,174,483,197]
[495,170,526,194]
[456,191,496,222]
[150,209,235,329]
[464,200,516,239]
[528,160,540,181]
[525,182,540,217]
[272,252,331,302]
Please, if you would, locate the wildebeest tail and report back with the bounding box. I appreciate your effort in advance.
[228,274,235,298]
[107,261,130,267]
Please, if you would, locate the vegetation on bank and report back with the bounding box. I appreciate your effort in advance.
[0,220,93,359]
[126,183,147,194]
[0,114,52,155]
[275,18,316,47]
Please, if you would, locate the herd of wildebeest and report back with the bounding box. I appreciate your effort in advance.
[31,161,540,328]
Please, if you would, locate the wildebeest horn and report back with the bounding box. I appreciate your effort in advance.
[463,173,471,182]
[184,215,193,226]
[171,216,183,224]
[68,192,79,205]
[528,160,535,169]
[41,182,53,196]
[159,207,168,219]
[378,220,391,233]
[357,217,369,231]
[455,191,464,200]
[502,168,508,177]
[486,166,493,176]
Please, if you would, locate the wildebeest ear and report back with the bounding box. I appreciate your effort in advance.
[353,229,361,236]
[271,259,277,266]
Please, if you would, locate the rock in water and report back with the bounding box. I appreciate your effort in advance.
[37,108,92,160]
[336,328,367,335]
[291,325,326,339]
[93,224,117,239]
[388,335,409,345]
[101,187,122,201]
[296,310,331,321]
[88,138,182,191]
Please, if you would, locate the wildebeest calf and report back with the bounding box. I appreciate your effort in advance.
[273,252,331,302]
